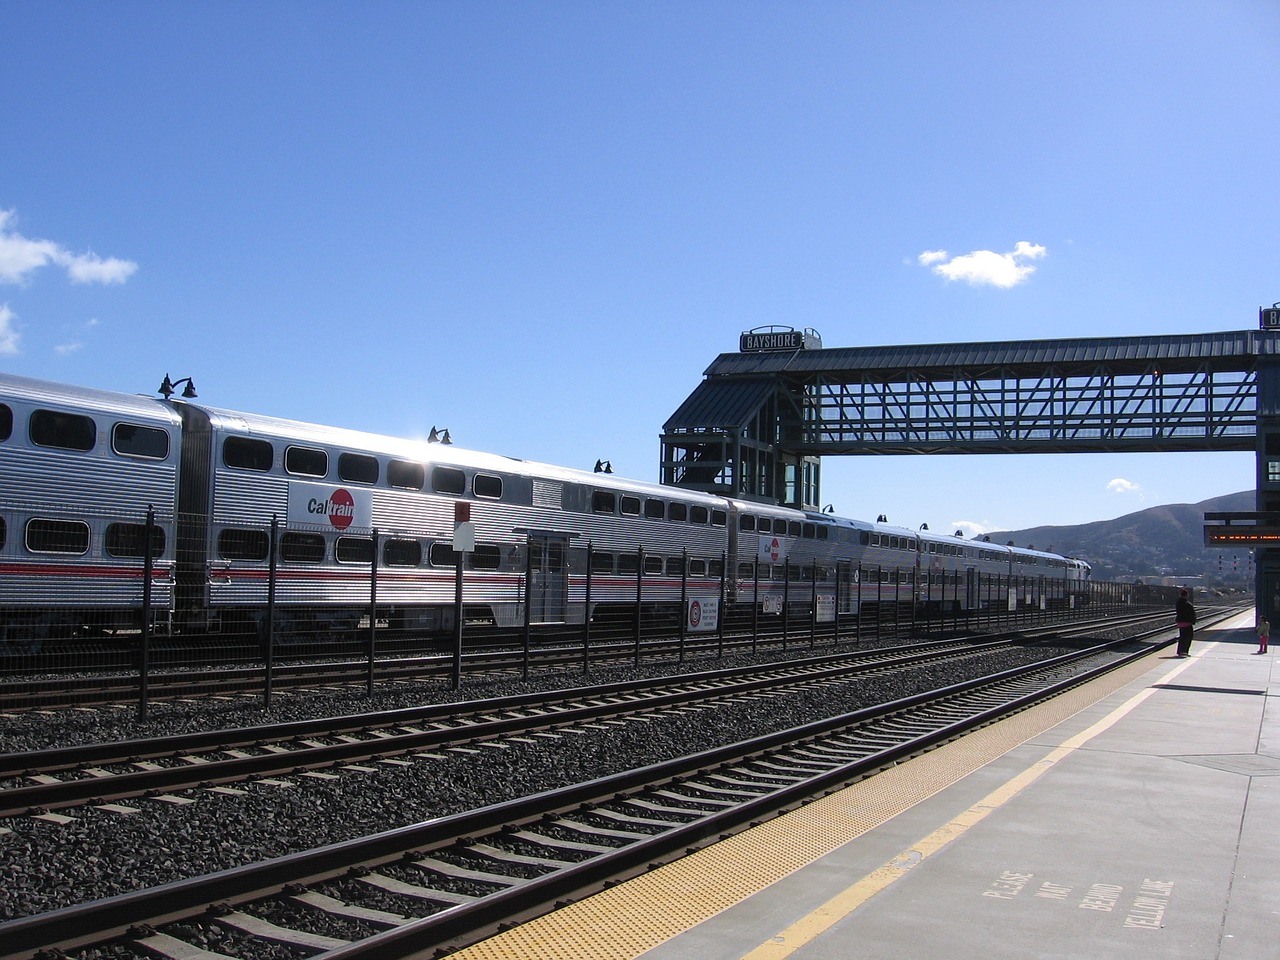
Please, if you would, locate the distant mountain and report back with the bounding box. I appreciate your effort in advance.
[989,491,1255,585]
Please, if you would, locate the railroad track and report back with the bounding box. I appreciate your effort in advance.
[0,619,1199,960]
[0,606,1164,713]
[0,634,1049,817]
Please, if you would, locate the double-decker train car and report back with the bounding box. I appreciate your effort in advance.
[0,375,181,648]
[0,371,1090,650]
[726,508,1091,620]
[170,399,730,636]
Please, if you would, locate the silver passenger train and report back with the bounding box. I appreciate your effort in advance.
[0,372,1090,645]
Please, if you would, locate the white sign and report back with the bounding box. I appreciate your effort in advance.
[287,483,373,530]
[816,593,836,622]
[452,521,476,553]
[758,535,788,564]
[686,597,719,632]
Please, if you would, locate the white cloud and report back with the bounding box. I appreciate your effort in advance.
[55,317,99,354]
[950,520,991,539]
[0,303,19,355]
[920,241,1046,288]
[1107,478,1143,495]
[0,209,137,285]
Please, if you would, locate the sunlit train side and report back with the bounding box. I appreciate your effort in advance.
[0,374,182,644]
[0,371,1090,647]
[169,401,729,635]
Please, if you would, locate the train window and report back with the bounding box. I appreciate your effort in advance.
[644,499,666,520]
[711,509,727,527]
[0,516,5,549]
[860,531,870,545]
[668,502,687,522]
[30,409,96,452]
[620,496,641,516]
[285,446,328,478]
[738,562,755,579]
[471,545,501,570]
[739,514,756,532]
[643,555,665,575]
[223,436,273,471]
[388,459,425,490]
[591,550,614,575]
[709,558,724,578]
[816,526,828,540]
[336,536,374,564]
[591,490,616,514]
[618,553,639,575]
[105,522,166,559]
[0,403,10,441]
[802,523,815,539]
[787,521,800,537]
[433,466,466,496]
[666,555,684,577]
[339,453,379,485]
[429,542,459,567]
[690,506,709,525]
[474,473,503,499]
[279,532,325,563]
[218,528,270,561]
[26,518,90,555]
[112,423,170,460]
[689,558,707,577]
[383,538,422,567]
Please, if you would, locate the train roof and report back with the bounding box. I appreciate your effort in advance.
[183,400,729,505]
[0,372,184,427]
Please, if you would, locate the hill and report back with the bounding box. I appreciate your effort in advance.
[989,491,1255,586]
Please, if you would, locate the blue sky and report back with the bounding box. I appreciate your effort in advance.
[2,2,1276,536]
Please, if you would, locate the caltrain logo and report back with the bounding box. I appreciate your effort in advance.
[308,489,356,530]
[688,600,702,628]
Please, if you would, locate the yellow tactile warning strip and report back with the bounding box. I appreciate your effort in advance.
[445,646,1191,960]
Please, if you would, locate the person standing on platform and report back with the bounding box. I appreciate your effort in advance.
[1174,589,1196,657]
[1256,616,1270,655]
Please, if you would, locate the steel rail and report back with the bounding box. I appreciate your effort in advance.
[0,636,1021,816]
[0,618,1224,960]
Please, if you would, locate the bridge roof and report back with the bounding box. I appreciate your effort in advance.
[703,329,1280,379]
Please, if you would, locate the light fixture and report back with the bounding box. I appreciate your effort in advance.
[954,530,964,538]
[822,504,835,514]
[428,426,452,444]
[158,374,197,399]
[918,523,928,531]
[594,459,613,474]
[876,514,887,523]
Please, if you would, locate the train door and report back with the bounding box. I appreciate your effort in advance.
[965,566,979,611]
[527,534,568,623]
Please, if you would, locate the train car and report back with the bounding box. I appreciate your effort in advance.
[0,374,181,650]
[0,371,1094,650]
[169,399,729,637]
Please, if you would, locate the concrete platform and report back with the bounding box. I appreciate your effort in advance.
[452,610,1278,960]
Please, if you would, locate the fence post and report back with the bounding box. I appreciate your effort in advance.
[367,528,378,697]
[137,506,155,722]
[634,546,644,665]
[678,548,688,662]
[717,550,726,658]
[809,563,817,647]
[782,558,791,650]
[752,557,760,655]
[452,544,464,691]
[522,541,533,680]
[265,515,278,707]
[582,542,593,675]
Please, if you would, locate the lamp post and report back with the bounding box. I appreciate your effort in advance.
[157,375,197,399]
